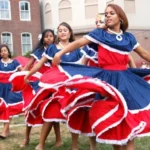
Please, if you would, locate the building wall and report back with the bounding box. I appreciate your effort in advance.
[41,0,150,63]
[0,0,42,56]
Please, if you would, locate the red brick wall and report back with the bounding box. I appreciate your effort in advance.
[0,0,42,56]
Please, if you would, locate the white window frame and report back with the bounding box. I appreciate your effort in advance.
[85,0,98,7]
[106,0,114,5]
[84,0,98,19]
[0,0,11,20]
[1,32,13,52]
[45,3,51,13]
[58,0,72,22]
[19,1,31,21]
[21,32,32,55]
[59,0,72,9]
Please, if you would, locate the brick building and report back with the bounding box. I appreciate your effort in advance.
[0,0,41,56]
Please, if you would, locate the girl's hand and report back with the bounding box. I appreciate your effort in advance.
[52,53,61,66]
[24,75,29,84]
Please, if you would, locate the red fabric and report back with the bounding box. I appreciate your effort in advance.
[40,66,69,84]
[60,89,95,112]
[9,102,24,116]
[0,100,9,121]
[41,97,66,122]
[22,84,36,110]
[67,102,93,135]
[26,111,43,126]
[98,45,128,70]
[0,73,12,83]
[88,60,99,67]
[27,87,57,111]
[143,76,150,82]
[62,77,150,144]
[38,65,50,74]
[11,74,40,92]
[14,56,29,67]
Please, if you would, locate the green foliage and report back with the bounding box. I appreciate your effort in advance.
[23,51,32,58]
[0,117,150,150]
[11,51,17,58]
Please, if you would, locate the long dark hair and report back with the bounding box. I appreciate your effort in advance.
[57,22,75,43]
[106,4,128,32]
[33,29,55,52]
[0,44,12,58]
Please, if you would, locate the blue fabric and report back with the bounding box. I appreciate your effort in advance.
[0,59,22,104]
[31,47,44,60]
[0,83,22,104]
[29,80,40,93]
[0,59,20,71]
[45,44,83,62]
[59,62,150,110]
[87,28,138,52]
[129,68,150,77]
[82,44,98,58]
[45,44,57,59]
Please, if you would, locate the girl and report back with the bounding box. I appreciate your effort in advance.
[20,29,60,148]
[95,13,105,28]
[0,44,23,139]
[51,4,150,150]
[22,22,84,150]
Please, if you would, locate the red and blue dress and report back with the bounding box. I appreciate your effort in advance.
[0,59,23,122]
[10,47,51,126]
[22,28,150,145]
[10,44,84,125]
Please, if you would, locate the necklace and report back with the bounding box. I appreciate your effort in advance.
[1,58,11,67]
[59,42,65,49]
[58,42,70,55]
[108,28,123,41]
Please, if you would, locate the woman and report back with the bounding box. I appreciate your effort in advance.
[0,44,23,139]
[83,13,136,68]
[50,4,150,150]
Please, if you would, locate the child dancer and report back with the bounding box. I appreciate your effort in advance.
[20,29,62,148]
[0,44,23,139]
[23,22,84,150]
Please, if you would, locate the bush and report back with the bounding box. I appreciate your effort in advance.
[23,51,32,58]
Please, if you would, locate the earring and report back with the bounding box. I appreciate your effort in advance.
[120,20,123,24]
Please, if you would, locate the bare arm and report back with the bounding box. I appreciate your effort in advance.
[23,56,35,71]
[52,37,91,66]
[128,55,136,68]
[24,56,48,82]
[134,46,150,62]
[80,56,89,65]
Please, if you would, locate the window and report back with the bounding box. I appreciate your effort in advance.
[85,0,98,19]
[21,33,32,55]
[19,1,31,21]
[0,0,11,20]
[124,0,135,14]
[45,3,52,28]
[1,32,13,52]
[59,0,72,23]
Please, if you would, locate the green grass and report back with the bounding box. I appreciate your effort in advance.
[0,116,150,150]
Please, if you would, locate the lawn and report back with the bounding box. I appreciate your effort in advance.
[0,116,150,150]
